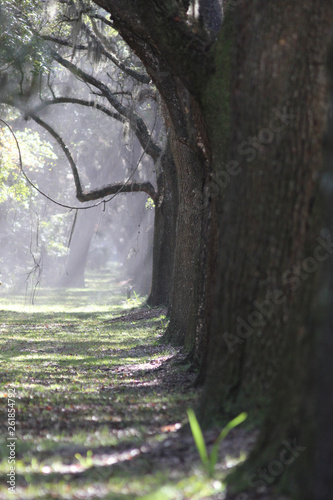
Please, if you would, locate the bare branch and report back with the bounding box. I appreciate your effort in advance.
[29,113,155,204]
[0,115,90,211]
[32,97,126,124]
[90,12,114,29]
[50,48,161,162]
[27,111,84,199]
[78,181,157,204]
[41,34,87,51]
[0,116,157,210]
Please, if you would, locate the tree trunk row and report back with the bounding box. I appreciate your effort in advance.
[92,1,333,496]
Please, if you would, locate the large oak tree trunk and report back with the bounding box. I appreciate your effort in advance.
[162,95,209,349]
[198,1,333,497]
[201,0,332,414]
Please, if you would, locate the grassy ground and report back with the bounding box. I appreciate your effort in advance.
[0,270,249,500]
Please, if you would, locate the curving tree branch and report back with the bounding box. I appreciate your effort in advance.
[41,34,86,51]
[26,110,157,204]
[50,48,161,162]
[90,12,114,29]
[77,181,157,204]
[2,108,158,208]
[32,97,126,124]
[27,111,84,199]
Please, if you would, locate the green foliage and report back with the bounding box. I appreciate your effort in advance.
[187,408,247,477]
[75,450,93,468]
[0,126,57,204]
[159,314,168,329]
[145,197,155,210]
[126,290,145,308]
[0,0,51,92]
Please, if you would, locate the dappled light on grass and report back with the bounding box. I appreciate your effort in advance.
[0,276,251,499]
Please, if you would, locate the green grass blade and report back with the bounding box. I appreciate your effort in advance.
[210,412,248,472]
[187,408,209,469]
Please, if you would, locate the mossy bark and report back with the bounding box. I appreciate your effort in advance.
[199,1,333,498]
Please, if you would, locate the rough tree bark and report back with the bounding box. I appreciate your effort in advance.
[197,1,333,498]
[200,0,332,410]
[306,33,333,500]
[148,137,178,306]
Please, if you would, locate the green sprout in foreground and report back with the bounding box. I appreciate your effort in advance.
[187,409,248,477]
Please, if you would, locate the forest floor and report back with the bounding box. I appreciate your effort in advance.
[0,271,279,500]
